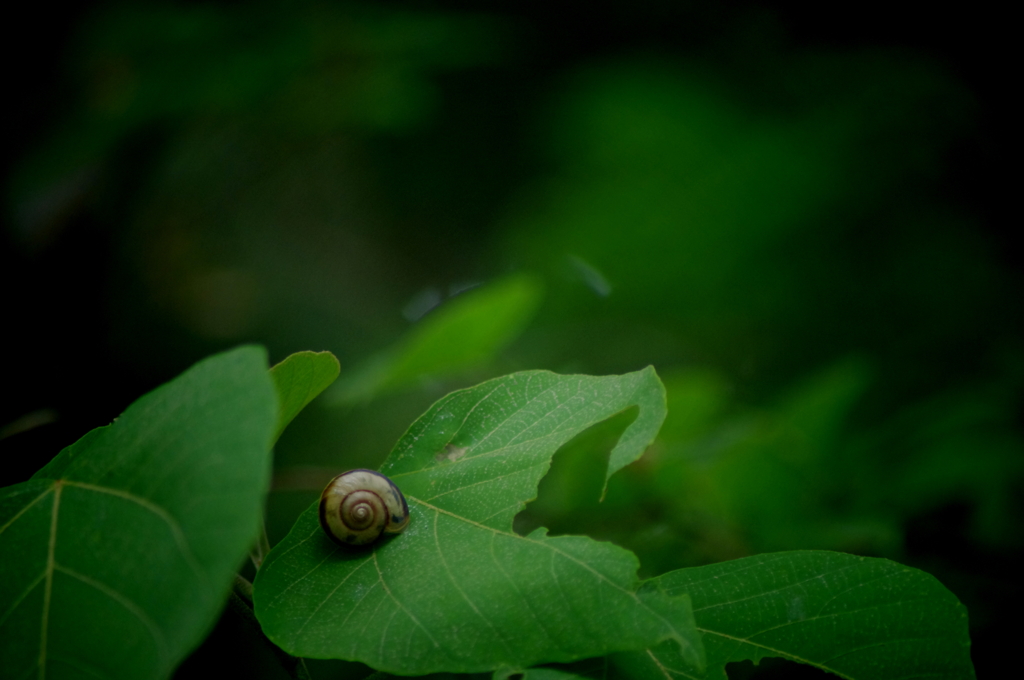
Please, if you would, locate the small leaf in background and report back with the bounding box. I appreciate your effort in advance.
[328,273,543,404]
[612,550,975,679]
[270,350,341,443]
[255,368,705,674]
[0,346,278,680]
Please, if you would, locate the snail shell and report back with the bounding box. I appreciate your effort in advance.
[318,469,410,546]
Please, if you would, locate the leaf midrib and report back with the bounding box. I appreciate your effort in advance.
[39,483,60,680]
[22,478,205,680]
[697,627,854,680]
[645,647,700,680]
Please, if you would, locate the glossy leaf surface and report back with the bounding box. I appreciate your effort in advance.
[0,346,278,680]
[255,368,704,674]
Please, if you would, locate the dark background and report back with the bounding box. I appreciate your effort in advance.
[2,2,1017,678]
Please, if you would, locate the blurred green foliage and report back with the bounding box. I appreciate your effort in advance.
[5,1,1019,677]
[327,273,543,404]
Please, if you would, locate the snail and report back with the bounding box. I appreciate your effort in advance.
[318,469,410,546]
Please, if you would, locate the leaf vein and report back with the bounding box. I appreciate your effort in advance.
[263,528,340,609]
[388,383,572,480]
[291,556,374,645]
[392,414,625,482]
[0,572,46,629]
[39,482,61,680]
[377,596,403,665]
[335,572,387,658]
[54,563,170,672]
[62,481,207,586]
[372,550,441,649]
[690,560,865,613]
[812,570,896,616]
[487,533,563,653]
[449,383,510,450]
[698,627,855,680]
[420,497,692,658]
[420,464,544,503]
[45,654,114,680]
[743,594,937,639]
[432,510,516,657]
[467,381,555,452]
[646,648,700,680]
[0,488,52,536]
[817,636,938,666]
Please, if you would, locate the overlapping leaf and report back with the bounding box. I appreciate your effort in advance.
[270,350,342,443]
[254,368,704,675]
[0,346,278,680]
[611,550,975,679]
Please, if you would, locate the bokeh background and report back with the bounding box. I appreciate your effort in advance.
[2,1,1017,678]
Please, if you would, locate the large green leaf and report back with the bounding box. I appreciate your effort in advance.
[0,346,278,680]
[610,550,975,679]
[254,368,704,675]
[327,274,543,404]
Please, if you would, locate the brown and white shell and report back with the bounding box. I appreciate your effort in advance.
[318,469,410,546]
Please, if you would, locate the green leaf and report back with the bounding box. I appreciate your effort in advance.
[255,368,704,675]
[327,274,543,404]
[611,551,975,679]
[0,346,278,680]
[495,659,611,680]
[270,350,341,443]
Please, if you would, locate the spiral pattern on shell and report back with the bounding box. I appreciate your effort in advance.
[319,469,410,546]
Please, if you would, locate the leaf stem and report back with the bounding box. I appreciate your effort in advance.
[249,516,272,570]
